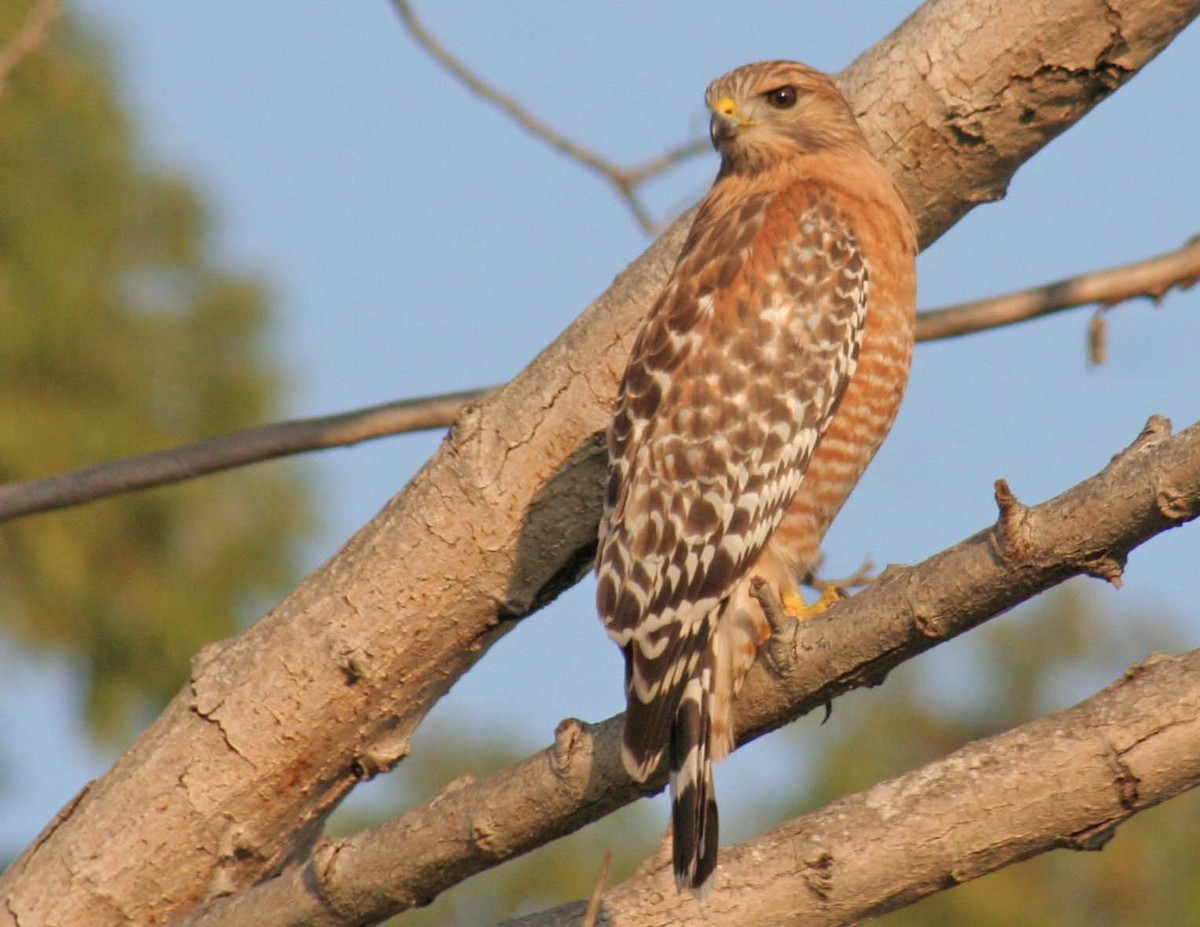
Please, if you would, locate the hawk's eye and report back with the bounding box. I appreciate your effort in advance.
[765,85,798,109]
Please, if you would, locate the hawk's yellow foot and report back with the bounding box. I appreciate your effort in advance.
[782,585,843,620]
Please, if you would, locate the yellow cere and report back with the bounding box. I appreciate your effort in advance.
[714,96,737,118]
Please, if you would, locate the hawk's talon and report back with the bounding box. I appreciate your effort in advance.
[751,580,847,679]
[783,585,844,620]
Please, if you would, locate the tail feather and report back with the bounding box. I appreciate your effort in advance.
[669,674,719,894]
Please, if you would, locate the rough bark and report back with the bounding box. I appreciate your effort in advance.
[3,0,1198,924]
[505,648,1200,926]
[172,416,1200,927]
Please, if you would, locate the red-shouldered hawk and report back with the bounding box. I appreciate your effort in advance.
[596,60,917,893]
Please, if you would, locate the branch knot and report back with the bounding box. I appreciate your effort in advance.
[991,479,1032,562]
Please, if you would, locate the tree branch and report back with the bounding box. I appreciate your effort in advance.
[915,234,1200,341]
[507,647,1200,926]
[390,0,708,234]
[5,1,1198,924]
[0,388,495,520]
[173,416,1200,927]
[2,235,1195,524]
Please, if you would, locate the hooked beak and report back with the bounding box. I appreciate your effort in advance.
[708,96,745,149]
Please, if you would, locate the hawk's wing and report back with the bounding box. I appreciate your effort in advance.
[596,180,871,779]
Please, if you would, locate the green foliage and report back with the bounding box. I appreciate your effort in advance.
[0,4,312,739]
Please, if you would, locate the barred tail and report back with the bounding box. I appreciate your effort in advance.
[669,673,719,895]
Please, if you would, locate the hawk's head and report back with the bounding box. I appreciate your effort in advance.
[705,60,866,172]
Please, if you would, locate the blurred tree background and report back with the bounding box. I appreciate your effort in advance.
[0,2,312,743]
[2,4,1197,925]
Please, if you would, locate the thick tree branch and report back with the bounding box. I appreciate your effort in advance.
[508,648,1200,926]
[2,235,1195,523]
[174,416,1200,927]
[4,1,1198,924]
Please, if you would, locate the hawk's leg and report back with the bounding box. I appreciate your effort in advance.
[750,579,844,680]
[746,578,791,677]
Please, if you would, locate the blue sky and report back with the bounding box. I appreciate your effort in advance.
[3,1,1198,865]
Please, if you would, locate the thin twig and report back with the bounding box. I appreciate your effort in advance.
[1,238,1196,523]
[0,388,494,521]
[621,138,711,188]
[0,0,62,97]
[390,0,707,234]
[1088,307,1108,367]
[580,852,611,927]
[914,234,1200,341]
